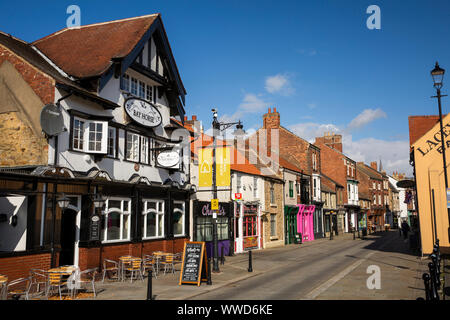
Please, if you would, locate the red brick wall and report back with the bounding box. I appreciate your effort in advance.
[78,238,189,270]
[0,44,55,104]
[0,253,51,281]
[408,115,442,147]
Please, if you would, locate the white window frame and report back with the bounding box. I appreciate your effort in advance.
[102,198,131,243]
[173,201,185,237]
[141,136,149,164]
[107,127,116,157]
[126,132,140,162]
[72,118,85,151]
[142,199,165,239]
[72,116,108,154]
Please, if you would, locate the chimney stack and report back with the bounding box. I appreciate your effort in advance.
[263,107,280,129]
[370,161,378,171]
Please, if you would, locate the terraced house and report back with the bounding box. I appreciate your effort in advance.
[0,14,192,280]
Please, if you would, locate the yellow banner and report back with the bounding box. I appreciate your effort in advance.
[216,147,231,187]
[199,147,213,187]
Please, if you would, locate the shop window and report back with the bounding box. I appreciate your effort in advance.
[289,181,294,198]
[72,117,108,154]
[244,215,257,237]
[102,198,131,242]
[142,200,164,239]
[173,201,185,236]
[196,217,213,242]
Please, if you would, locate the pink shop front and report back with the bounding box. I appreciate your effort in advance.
[285,204,316,244]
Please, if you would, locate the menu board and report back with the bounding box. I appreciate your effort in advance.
[179,241,208,286]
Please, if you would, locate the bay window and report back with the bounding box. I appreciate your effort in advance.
[126,131,151,163]
[173,201,185,236]
[142,199,164,239]
[102,198,131,242]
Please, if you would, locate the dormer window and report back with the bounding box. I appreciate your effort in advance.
[121,73,155,104]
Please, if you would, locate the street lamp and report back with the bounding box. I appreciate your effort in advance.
[211,108,245,272]
[430,62,450,244]
[57,193,71,210]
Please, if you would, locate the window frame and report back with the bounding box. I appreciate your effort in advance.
[71,116,108,154]
[173,200,186,237]
[142,199,165,240]
[101,198,132,243]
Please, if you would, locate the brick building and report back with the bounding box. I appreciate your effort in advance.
[250,108,322,242]
[314,133,359,233]
[0,14,192,280]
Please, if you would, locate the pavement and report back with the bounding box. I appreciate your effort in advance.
[73,230,426,300]
[28,230,428,300]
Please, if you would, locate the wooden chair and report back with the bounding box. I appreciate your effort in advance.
[74,268,98,298]
[160,254,175,275]
[46,273,68,300]
[142,255,158,279]
[122,258,144,283]
[6,277,32,300]
[102,259,119,282]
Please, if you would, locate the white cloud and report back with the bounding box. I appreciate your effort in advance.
[288,122,342,143]
[347,108,387,131]
[265,74,295,96]
[219,93,271,124]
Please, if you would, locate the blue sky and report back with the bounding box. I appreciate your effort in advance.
[1,0,449,175]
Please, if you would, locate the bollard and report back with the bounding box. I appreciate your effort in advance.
[248,250,253,272]
[428,262,440,300]
[422,273,431,301]
[220,246,225,265]
[146,270,153,300]
[207,258,212,285]
[430,254,441,288]
[353,229,355,240]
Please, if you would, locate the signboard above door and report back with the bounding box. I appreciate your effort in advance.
[124,97,162,128]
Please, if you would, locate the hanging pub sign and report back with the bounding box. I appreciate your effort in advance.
[156,149,180,168]
[124,97,162,128]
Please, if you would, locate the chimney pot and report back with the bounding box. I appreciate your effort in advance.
[192,115,197,121]
[274,107,277,113]
[268,108,271,113]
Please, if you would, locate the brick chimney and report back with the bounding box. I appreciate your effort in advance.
[185,115,202,134]
[316,132,343,153]
[263,107,280,129]
[370,161,377,171]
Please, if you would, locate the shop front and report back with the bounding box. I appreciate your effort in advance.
[193,201,233,258]
[284,205,299,244]
[297,204,315,242]
[234,202,261,253]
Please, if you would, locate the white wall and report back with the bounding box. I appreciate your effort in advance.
[0,196,27,252]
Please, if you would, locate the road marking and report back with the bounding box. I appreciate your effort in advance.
[302,235,393,300]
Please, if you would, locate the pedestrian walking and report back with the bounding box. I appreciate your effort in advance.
[401,221,410,242]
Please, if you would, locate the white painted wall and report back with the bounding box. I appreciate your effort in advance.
[0,196,27,252]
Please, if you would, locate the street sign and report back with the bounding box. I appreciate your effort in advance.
[235,193,242,200]
[211,199,219,210]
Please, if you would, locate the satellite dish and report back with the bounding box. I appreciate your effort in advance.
[40,104,65,136]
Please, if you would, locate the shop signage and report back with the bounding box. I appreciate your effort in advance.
[415,122,450,157]
[124,97,162,128]
[201,203,226,216]
[235,193,242,200]
[179,241,208,286]
[244,237,258,250]
[243,205,258,214]
[157,150,180,168]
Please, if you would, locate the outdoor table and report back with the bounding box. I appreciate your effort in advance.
[153,252,173,275]
[119,256,141,281]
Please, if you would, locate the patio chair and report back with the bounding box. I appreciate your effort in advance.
[0,282,7,300]
[102,259,119,282]
[29,269,48,298]
[46,272,69,300]
[74,268,98,298]
[142,255,158,279]
[122,258,144,283]
[160,254,175,275]
[6,277,32,300]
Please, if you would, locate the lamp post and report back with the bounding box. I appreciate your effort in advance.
[430,62,450,243]
[211,109,245,272]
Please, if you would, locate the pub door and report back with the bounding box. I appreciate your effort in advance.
[59,208,77,266]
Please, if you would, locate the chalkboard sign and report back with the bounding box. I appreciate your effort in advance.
[89,215,100,241]
[179,241,208,286]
